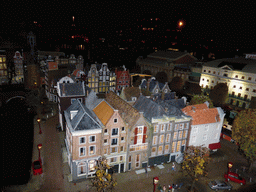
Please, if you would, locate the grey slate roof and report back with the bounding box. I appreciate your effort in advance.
[203,57,256,73]
[59,82,85,97]
[133,95,187,122]
[64,99,102,131]
[148,50,190,60]
[85,90,103,110]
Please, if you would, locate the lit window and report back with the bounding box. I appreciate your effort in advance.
[166,134,171,143]
[89,146,96,155]
[176,141,181,152]
[79,147,86,157]
[78,162,86,175]
[154,125,159,133]
[158,145,163,155]
[159,135,164,144]
[153,136,158,145]
[172,141,177,153]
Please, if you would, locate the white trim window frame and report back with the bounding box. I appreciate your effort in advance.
[112,128,119,136]
[164,144,170,154]
[89,135,96,143]
[79,136,86,145]
[154,125,159,133]
[153,136,158,145]
[79,147,86,157]
[165,134,171,143]
[158,145,163,155]
[77,162,87,176]
[135,154,140,168]
[159,134,164,144]
[111,138,118,146]
[137,126,144,144]
[203,134,207,141]
[89,145,96,156]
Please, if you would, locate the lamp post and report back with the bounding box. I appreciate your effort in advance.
[37,144,42,161]
[153,177,159,192]
[228,162,233,173]
[37,118,42,134]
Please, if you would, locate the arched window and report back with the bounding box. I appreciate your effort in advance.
[77,162,87,176]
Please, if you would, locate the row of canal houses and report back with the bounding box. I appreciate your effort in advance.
[57,76,225,182]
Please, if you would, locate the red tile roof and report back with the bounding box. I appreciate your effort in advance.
[182,103,220,125]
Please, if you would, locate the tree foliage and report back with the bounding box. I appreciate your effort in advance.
[169,76,184,91]
[189,94,214,108]
[155,71,168,84]
[181,146,210,191]
[209,83,228,106]
[184,81,202,95]
[91,156,117,192]
[232,109,256,172]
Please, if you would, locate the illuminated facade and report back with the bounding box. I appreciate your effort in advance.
[200,56,256,108]
[0,53,8,84]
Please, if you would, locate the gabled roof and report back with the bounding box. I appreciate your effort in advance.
[134,95,188,122]
[59,82,85,97]
[148,50,193,60]
[86,90,103,110]
[105,91,140,128]
[121,87,141,101]
[64,100,102,131]
[203,57,256,73]
[182,103,220,125]
[93,100,114,126]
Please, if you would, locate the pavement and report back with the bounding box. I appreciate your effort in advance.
[5,101,256,192]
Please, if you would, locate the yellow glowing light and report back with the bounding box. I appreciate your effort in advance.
[179,21,183,27]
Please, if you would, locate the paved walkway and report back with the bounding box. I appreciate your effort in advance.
[5,101,256,192]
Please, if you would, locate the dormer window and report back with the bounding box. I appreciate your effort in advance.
[132,97,137,101]
[70,110,78,120]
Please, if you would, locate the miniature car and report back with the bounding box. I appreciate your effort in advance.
[224,172,246,185]
[208,180,232,191]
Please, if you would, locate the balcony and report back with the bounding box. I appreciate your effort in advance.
[228,94,251,101]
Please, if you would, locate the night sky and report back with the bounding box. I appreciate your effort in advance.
[2,0,256,50]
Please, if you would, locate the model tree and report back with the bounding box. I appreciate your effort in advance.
[169,76,184,91]
[181,146,210,191]
[155,71,168,84]
[232,109,256,173]
[209,83,228,106]
[189,94,214,108]
[91,156,117,192]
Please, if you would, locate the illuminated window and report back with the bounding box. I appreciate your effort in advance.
[160,124,165,132]
[178,131,183,139]
[158,145,163,155]
[89,146,96,155]
[164,145,169,154]
[79,147,86,157]
[176,141,181,152]
[159,135,164,144]
[151,147,156,156]
[166,134,171,143]
[154,125,158,133]
[78,162,86,175]
[172,141,176,153]
[173,132,178,140]
[153,136,158,145]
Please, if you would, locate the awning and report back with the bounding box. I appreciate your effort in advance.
[190,72,201,77]
[209,142,221,150]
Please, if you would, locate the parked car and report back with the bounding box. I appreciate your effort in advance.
[208,180,232,191]
[224,172,246,185]
[221,127,236,143]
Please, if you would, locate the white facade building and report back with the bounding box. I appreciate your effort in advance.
[182,102,225,151]
[200,56,256,108]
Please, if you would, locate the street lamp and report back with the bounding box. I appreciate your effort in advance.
[228,162,233,173]
[37,118,42,134]
[153,177,159,192]
[37,144,42,161]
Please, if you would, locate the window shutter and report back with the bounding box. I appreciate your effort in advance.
[134,127,138,144]
[143,126,147,143]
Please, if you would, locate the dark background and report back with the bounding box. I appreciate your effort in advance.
[2,0,256,49]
